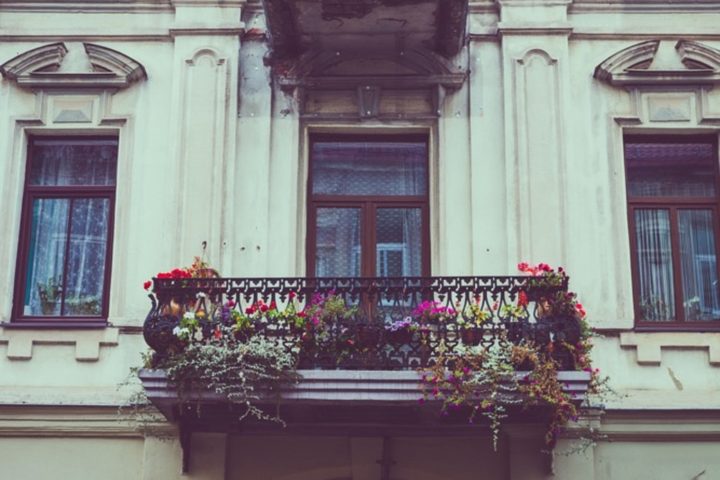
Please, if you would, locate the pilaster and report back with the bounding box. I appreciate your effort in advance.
[499,0,572,269]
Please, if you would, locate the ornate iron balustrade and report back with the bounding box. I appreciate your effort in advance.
[144,276,581,370]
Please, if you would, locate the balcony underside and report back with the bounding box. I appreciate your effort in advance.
[263,0,468,59]
[140,368,591,431]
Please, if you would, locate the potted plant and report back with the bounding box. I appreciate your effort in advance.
[456,302,492,346]
[37,276,62,315]
[384,318,418,345]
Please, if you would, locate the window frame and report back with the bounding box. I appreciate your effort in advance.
[306,133,431,278]
[625,134,720,331]
[11,135,118,327]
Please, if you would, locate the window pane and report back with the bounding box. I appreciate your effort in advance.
[64,198,110,316]
[315,208,361,277]
[29,139,118,186]
[23,198,70,316]
[625,140,715,197]
[635,209,676,321]
[311,139,427,196]
[679,210,720,322]
[376,208,422,276]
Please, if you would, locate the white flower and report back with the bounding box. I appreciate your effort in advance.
[196,292,207,299]
[183,312,195,320]
[194,329,204,341]
[173,326,181,336]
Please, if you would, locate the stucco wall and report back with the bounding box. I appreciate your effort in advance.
[0,0,718,479]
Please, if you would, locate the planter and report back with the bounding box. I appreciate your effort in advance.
[460,328,483,346]
[385,328,414,345]
[143,313,184,354]
[355,325,381,349]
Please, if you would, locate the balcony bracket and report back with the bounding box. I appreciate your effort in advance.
[180,422,192,474]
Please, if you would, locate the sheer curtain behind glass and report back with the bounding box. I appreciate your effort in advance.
[634,209,675,321]
[22,139,116,317]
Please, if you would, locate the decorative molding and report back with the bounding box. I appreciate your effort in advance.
[620,332,720,366]
[277,48,466,119]
[175,47,229,266]
[0,43,68,81]
[510,48,566,265]
[0,42,147,89]
[595,40,720,87]
[0,327,120,361]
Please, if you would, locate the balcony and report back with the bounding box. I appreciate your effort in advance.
[139,274,591,470]
[142,276,587,401]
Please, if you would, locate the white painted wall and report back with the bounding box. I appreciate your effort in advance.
[0,0,718,479]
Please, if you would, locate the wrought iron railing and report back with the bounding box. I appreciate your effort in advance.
[143,276,581,370]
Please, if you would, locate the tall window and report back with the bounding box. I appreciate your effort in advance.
[307,135,429,277]
[625,136,720,326]
[13,137,117,323]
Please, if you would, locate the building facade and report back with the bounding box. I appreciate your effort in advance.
[0,0,719,479]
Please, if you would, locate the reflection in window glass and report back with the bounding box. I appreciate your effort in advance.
[625,141,715,197]
[311,140,427,196]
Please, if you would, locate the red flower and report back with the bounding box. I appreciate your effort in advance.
[143,280,152,290]
[297,311,306,318]
[213,327,222,340]
[269,301,277,310]
[289,291,296,300]
[517,290,528,307]
[245,306,256,314]
[260,304,269,313]
[518,262,530,272]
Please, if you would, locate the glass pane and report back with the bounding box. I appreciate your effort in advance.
[23,198,70,316]
[625,140,716,197]
[311,139,427,196]
[64,198,110,316]
[635,209,676,321]
[679,210,720,321]
[315,208,361,277]
[29,139,118,186]
[375,208,422,276]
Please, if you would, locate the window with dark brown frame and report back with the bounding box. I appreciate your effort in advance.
[625,135,720,328]
[12,136,117,325]
[307,134,430,277]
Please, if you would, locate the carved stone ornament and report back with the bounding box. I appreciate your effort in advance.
[276,48,466,119]
[0,42,147,89]
[594,40,720,87]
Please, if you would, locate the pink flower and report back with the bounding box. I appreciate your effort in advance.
[518,262,530,272]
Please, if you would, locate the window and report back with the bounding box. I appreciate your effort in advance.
[307,134,429,277]
[625,135,720,326]
[13,137,117,324]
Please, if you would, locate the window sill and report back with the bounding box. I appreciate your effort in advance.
[620,331,720,366]
[634,323,720,333]
[2,320,108,329]
[0,324,119,361]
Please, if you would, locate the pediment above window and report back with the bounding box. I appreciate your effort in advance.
[0,42,147,89]
[594,40,720,87]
